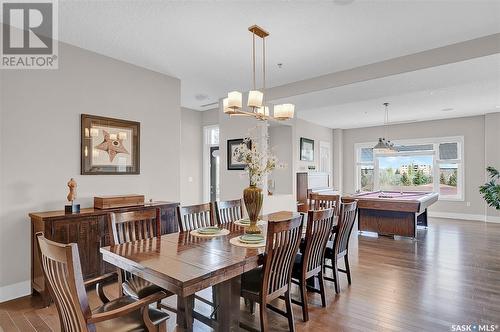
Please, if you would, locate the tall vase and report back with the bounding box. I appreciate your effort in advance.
[243,184,263,234]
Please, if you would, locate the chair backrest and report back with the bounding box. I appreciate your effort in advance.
[308,193,341,216]
[302,208,335,278]
[335,201,358,255]
[37,233,92,332]
[176,203,214,232]
[108,208,161,245]
[215,199,243,225]
[262,214,304,302]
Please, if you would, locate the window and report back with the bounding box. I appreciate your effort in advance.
[355,137,463,200]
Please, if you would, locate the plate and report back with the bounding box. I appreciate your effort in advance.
[238,218,251,224]
[197,227,221,235]
[239,234,265,244]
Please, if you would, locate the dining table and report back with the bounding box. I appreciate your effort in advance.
[100,211,302,332]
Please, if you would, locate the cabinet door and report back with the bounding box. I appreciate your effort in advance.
[51,217,100,279]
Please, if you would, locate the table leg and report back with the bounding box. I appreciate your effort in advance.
[214,276,241,332]
[176,294,195,331]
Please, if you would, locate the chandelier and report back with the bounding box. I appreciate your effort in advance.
[373,102,398,153]
[223,25,295,121]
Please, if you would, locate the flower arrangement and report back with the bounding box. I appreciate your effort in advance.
[233,137,281,187]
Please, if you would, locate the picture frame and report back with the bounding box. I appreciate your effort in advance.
[227,138,251,170]
[81,114,140,175]
[300,137,314,162]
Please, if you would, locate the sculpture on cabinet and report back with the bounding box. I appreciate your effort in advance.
[65,178,80,214]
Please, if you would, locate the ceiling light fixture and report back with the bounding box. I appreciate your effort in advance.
[223,25,294,121]
[373,102,397,154]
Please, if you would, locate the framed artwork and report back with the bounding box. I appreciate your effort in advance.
[227,138,251,170]
[300,137,314,162]
[81,114,140,175]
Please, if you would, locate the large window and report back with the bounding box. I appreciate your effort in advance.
[355,137,463,200]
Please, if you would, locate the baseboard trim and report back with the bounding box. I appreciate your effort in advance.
[0,280,31,303]
[428,211,500,223]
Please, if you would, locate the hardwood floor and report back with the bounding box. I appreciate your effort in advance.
[1,217,499,331]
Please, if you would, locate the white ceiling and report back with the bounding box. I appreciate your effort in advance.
[273,54,500,128]
[55,0,500,112]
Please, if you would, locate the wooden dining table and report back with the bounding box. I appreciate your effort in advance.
[100,211,302,332]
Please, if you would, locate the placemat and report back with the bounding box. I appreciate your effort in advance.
[190,229,230,238]
[234,219,266,227]
[229,236,266,248]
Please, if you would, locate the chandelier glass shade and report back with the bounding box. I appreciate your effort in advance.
[224,25,295,121]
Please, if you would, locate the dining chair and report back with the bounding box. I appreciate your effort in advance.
[36,233,169,332]
[240,214,304,332]
[176,203,214,232]
[324,200,358,293]
[291,208,335,322]
[214,199,243,225]
[176,203,218,316]
[108,208,175,313]
[308,193,341,216]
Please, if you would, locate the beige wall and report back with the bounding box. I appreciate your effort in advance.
[295,118,334,174]
[202,108,219,127]
[484,113,500,220]
[180,108,203,205]
[342,115,487,216]
[0,42,181,301]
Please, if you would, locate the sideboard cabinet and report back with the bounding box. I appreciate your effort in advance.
[29,201,179,302]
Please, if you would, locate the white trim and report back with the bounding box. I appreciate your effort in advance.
[0,280,31,303]
[203,125,219,202]
[428,211,500,223]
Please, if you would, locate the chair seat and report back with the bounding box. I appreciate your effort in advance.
[122,277,168,299]
[93,295,169,332]
[291,253,303,279]
[241,267,263,295]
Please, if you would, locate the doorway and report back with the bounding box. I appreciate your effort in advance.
[210,146,220,202]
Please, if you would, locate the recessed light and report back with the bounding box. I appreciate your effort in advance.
[441,108,455,112]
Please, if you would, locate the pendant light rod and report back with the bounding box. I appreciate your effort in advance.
[224,25,294,121]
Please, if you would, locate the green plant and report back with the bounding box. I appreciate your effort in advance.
[479,166,500,210]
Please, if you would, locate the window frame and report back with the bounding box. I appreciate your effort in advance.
[354,136,464,201]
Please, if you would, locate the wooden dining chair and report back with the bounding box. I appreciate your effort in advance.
[176,203,214,232]
[108,208,175,313]
[324,200,358,293]
[176,203,218,316]
[240,214,304,332]
[308,193,341,215]
[36,233,169,332]
[291,208,335,322]
[214,199,243,225]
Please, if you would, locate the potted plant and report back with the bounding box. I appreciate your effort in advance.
[233,137,280,234]
[479,166,500,210]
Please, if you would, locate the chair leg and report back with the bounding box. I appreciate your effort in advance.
[333,258,340,294]
[284,291,296,332]
[259,301,268,332]
[318,272,327,307]
[299,279,309,322]
[249,300,255,315]
[345,255,352,285]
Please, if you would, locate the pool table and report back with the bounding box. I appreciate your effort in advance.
[345,191,439,238]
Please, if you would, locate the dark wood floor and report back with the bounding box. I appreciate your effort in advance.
[1,217,499,331]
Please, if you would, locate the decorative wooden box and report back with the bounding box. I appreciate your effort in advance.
[94,194,145,209]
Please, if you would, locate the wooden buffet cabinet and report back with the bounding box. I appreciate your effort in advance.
[29,201,179,302]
